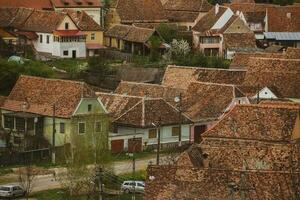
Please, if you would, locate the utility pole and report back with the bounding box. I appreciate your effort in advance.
[156,118,161,165]
[52,104,56,165]
[132,138,136,200]
[178,93,182,147]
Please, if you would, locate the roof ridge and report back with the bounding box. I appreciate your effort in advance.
[191,81,236,87]
[19,75,88,85]
[113,99,144,122]
[167,65,247,71]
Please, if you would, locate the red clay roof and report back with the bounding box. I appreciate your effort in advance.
[51,0,101,8]
[164,0,212,12]
[2,75,96,118]
[66,9,103,31]
[267,6,300,32]
[116,0,168,23]
[0,0,53,10]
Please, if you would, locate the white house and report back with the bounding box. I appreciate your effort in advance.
[97,93,192,153]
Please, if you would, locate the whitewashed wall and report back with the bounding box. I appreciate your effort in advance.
[33,33,53,54]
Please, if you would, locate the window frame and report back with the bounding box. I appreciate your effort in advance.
[78,122,86,135]
[46,35,50,44]
[4,115,14,129]
[91,33,95,40]
[94,121,102,133]
[172,126,180,137]
[65,22,69,30]
[60,122,65,134]
[63,50,69,56]
[88,104,92,112]
[148,129,157,139]
[39,34,43,43]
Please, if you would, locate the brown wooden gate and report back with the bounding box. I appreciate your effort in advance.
[111,139,124,154]
[128,137,142,153]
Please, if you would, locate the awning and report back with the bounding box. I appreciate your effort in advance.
[86,44,107,50]
[53,30,86,36]
[264,32,300,41]
[4,112,41,118]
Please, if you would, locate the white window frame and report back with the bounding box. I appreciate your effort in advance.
[94,121,102,133]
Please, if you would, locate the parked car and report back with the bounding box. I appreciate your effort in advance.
[121,181,145,193]
[0,185,26,198]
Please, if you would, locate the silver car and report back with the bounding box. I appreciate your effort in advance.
[0,185,26,199]
[121,181,145,193]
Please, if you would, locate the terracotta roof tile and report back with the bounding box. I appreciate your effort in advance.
[226,3,276,13]
[242,58,300,98]
[267,6,300,32]
[66,9,103,31]
[165,11,200,23]
[51,0,101,8]
[116,0,168,23]
[286,47,300,59]
[0,7,34,28]
[223,32,256,49]
[162,65,246,89]
[97,92,190,127]
[2,75,95,118]
[164,0,212,12]
[0,0,53,10]
[192,6,228,32]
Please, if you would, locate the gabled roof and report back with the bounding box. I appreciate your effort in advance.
[164,0,212,12]
[1,75,96,118]
[182,82,243,122]
[202,103,299,141]
[97,93,191,127]
[0,0,53,10]
[105,25,157,43]
[115,0,168,23]
[242,58,300,98]
[0,7,34,28]
[66,9,103,31]
[21,9,66,33]
[192,6,228,32]
[162,65,246,89]
[51,0,101,8]
[266,6,300,32]
[114,81,184,105]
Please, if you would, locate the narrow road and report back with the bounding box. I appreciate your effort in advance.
[0,155,172,193]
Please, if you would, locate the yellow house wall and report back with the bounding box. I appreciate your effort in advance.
[85,31,104,45]
[106,8,121,28]
[44,117,71,147]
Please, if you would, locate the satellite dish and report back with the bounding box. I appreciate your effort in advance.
[174,96,180,103]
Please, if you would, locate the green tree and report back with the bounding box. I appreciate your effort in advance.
[148,35,162,62]
[156,23,179,43]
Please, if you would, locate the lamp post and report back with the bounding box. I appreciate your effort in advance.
[174,93,182,147]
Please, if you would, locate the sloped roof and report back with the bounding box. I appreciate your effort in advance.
[114,81,184,105]
[21,9,66,33]
[223,32,256,49]
[162,65,246,89]
[266,6,300,32]
[182,82,242,122]
[202,103,299,141]
[145,165,300,200]
[231,0,255,3]
[286,47,300,59]
[66,9,103,31]
[105,24,156,43]
[0,96,7,107]
[116,0,168,23]
[226,3,275,13]
[243,11,265,24]
[164,0,212,12]
[51,0,101,8]
[1,75,96,118]
[192,6,227,32]
[242,58,300,98]
[97,92,190,127]
[0,7,34,28]
[0,0,53,10]
[165,11,200,23]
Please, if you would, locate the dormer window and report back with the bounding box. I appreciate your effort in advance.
[88,104,92,112]
[287,12,291,19]
[65,22,69,30]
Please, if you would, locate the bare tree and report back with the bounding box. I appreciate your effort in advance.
[18,162,37,200]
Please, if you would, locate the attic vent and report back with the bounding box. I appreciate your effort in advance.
[287,12,291,19]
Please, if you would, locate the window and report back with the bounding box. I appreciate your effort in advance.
[40,35,43,43]
[148,129,157,139]
[27,118,34,131]
[63,50,68,56]
[172,126,180,136]
[65,22,69,30]
[16,117,25,131]
[91,33,95,40]
[88,104,92,112]
[46,35,50,44]
[60,122,65,134]
[95,122,102,132]
[4,116,14,129]
[78,122,85,134]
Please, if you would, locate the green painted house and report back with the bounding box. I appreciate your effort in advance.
[0,75,109,153]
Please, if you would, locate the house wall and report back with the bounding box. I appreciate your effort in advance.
[114,124,191,149]
[55,8,102,25]
[85,31,104,45]
[33,33,53,54]
[250,87,278,99]
[105,8,121,28]
[53,41,86,58]
[224,18,252,34]
[104,36,123,50]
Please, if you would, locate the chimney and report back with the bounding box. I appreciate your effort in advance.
[215,4,219,15]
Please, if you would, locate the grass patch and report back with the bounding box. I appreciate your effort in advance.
[119,170,146,181]
[112,151,156,162]
[46,59,87,76]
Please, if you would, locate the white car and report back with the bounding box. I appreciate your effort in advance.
[0,185,26,198]
[121,181,145,193]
